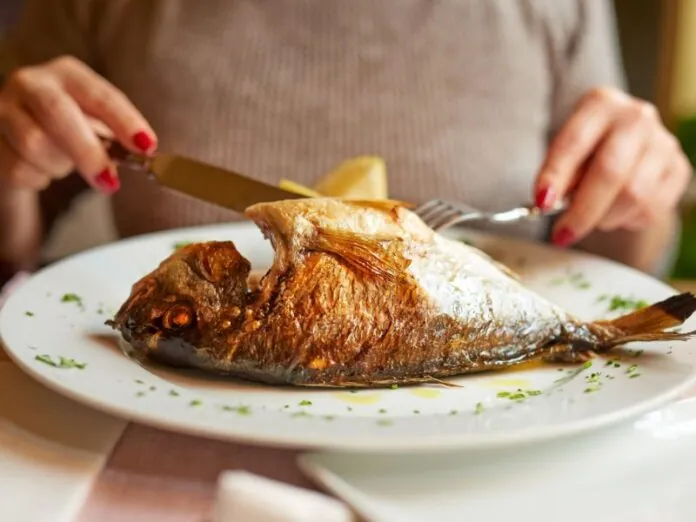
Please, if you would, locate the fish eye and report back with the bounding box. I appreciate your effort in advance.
[162,304,195,330]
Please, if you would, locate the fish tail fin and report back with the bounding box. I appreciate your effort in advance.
[601,292,696,347]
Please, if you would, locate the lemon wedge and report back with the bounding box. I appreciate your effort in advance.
[313,156,388,199]
[278,179,322,198]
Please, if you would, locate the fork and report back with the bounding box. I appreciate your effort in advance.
[414,198,568,232]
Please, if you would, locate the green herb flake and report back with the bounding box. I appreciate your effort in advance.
[605,295,648,313]
[346,406,353,412]
[449,410,458,415]
[149,385,156,391]
[173,241,192,250]
[377,419,393,427]
[474,402,484,415]
[35,354,86,369]
[584,386,601,393]
[189,399,202,407]
[582,360,593,370]
[24,311,34,317]
[135,379,145,384]
[413,409,420,414]
[629,373,641,379]
[626,364,638,374]
[378,408,387,414]
[291,411,310,418]
[136,391,146,397]
[298,400,313,406]
[60,293,84,309]
[322,415,336,421]
[497,391,511,398]
[169,390,179,397]
[390,384,399,390]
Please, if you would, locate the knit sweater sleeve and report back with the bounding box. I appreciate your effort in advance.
[546,0,627,137]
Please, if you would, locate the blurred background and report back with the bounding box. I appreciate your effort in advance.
[1,1,696,278]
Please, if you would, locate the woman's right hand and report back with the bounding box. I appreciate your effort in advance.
[0,55,157,193]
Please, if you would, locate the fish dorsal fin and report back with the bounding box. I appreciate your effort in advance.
[307,227,411,283]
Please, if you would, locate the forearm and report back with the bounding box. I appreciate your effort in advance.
[576,211,679,277]
[0,187,43,275]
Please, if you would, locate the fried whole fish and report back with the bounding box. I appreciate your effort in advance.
[108,199,696,387]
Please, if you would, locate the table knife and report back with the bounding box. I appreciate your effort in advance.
[106,140,305,213]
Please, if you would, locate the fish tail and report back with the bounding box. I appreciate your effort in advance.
[600,292,696,347]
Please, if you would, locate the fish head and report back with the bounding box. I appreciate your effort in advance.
[108,241,252,365]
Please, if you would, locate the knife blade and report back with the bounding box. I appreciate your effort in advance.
[106,141,305,213]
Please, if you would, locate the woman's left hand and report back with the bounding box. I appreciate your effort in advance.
[534,86,692,247]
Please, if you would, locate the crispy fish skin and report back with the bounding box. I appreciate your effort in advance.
[108,199,696,387]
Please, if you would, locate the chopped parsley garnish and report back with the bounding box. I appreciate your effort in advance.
[173,241,193,250]
[35,354,86,369]
[291,411,310,418]
[598,294,648,313]
[449,410,458,415]
[413,409,420,414]
[298,400,312,406]
[60,293,84,309]
[582,360,593,370]
[378,408,387,414]
[136,391,146,397]
[377,419,393,427]
[390,384,399,390]
[169,390,179,397]
[584,386,601,393]
[222,405,251,415]
[626,364,638,374]
[24,311,34,317]
[189,399,202,407]
[323,415,336,421]
[134,379,144,384]
[346,406,353,412]
[148,385,156,391]
[497,389,542,401]
[474,402,484,415]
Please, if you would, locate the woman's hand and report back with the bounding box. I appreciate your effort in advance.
[534,86,692,247]
[0,55,157,193]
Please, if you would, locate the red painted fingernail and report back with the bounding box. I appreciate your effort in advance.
[552,227,575,247]
[94,168,120,193]
[132,131,155,152]
[535,186,556,210]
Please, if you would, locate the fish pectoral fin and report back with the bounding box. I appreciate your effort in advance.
[308,227,410,282]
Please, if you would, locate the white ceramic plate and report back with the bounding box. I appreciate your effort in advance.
[1,222,695,452]
[299,392,696,522]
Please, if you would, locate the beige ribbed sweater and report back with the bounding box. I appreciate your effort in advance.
[1,0,625,242]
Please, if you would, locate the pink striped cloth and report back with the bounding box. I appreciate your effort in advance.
[0,273,322,521]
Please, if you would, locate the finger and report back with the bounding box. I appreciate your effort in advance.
[0,137,52,190]
[0,101,73,175]
[657,149,693,211]
[598,129,663,230]
[14,75,119,193]
[619,209,651,231]
[49,56,157,153]
[551,112,651,246]
[596,193,639,232]
[535,88,628,209]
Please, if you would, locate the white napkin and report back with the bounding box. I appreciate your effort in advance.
[213,470,356,522]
